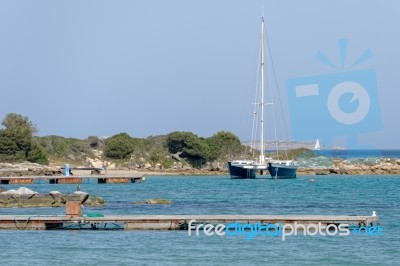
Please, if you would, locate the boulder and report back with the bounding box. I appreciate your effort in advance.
[133,198,172,205]
[1,187,36,197]
[1,189,17,195]
[328,168,339,174]
[83,196,105,207]
[49,191,65,207]
[49,191,62,196]
[142,162,152,169]
[16,187,37,196]
[62,191,89,204]
[315,169,330,175]
[86,158,116,170]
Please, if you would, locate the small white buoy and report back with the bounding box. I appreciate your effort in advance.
[372,211,377,216]
[309,178,315,183]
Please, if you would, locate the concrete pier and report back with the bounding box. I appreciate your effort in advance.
[0,214,379,230]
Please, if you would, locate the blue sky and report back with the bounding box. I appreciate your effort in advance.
[0,0,399,149]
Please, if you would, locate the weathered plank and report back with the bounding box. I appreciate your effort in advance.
[8,178,33,184]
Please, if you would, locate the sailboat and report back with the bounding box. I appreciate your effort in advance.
[227,17,298,179]
[314,139,321,150]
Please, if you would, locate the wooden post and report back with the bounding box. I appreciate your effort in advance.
[66,201,82,218]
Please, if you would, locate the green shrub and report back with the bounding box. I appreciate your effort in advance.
[0,131,22,161]
[27,141,49,165]
[104,133,134,159]
[166,131,212,167]
[37,135,91,163]
[0,113,48,164]
[207,131,243,160]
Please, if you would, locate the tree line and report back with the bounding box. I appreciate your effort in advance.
[0,113,246,167]
[0,113,48,164]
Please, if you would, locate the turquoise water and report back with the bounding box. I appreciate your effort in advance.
[313,149,400,159]
[298,149,400,168]
[1,175,399,265]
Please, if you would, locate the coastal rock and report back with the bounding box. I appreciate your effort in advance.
[1,187,36,196]
[83,196,105,207]
[142,162,152,169]
[296,156,400,175]
[50,191,65,207]
[315,169,330,175]
[0,192,51,208]
[62,191,89,204]
[19,194,55,208]
[86,157,116,170]
[0,194,16,207]
[133,198,172,205]
[0,162,62,177]
[91,149,103,157]
[0,188,104,208]
[49,191,62,196]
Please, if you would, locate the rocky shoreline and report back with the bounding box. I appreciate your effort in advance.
[0,162,62,177]
[1,159,400,177]
[298,158,400,175]
[0,187,104,208]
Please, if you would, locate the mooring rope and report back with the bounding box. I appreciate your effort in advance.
[14,216,33,230]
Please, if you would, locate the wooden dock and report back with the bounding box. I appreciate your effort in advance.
[0,214,379,230]
[0,174,145,185]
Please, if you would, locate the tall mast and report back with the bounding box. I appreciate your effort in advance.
[260,17,265,164]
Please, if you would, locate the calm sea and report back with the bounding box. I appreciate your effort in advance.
[1,175,399,265]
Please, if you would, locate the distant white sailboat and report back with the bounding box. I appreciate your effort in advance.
[314,139,321,150]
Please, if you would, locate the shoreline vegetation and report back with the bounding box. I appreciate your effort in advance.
[1,113,400,176]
